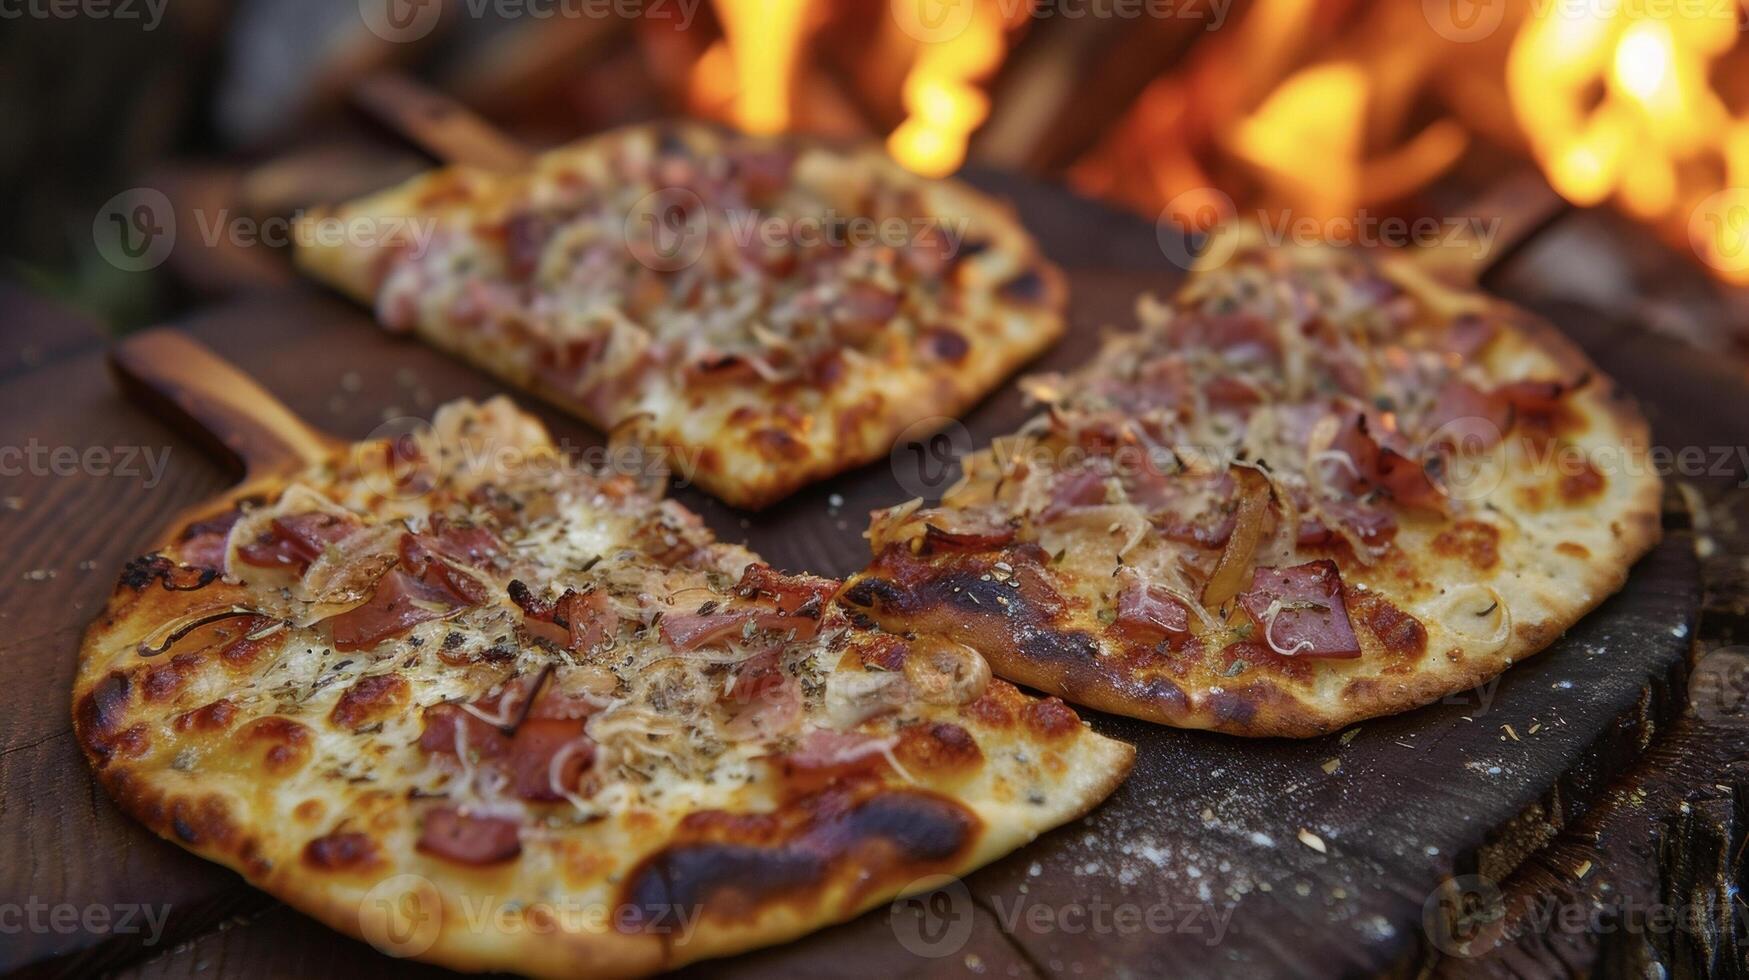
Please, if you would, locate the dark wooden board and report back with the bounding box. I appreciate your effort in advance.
[0,179,1719,978]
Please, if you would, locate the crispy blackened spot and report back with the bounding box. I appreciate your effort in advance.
[304,831,380,871]
[1347,589,1428,666]
[621,844,823,933]
[1205,688,1259,727]
[998,267,1049,304]
[169,794,238,848]
[617,788,979,933]
[121,555,218,592]
[329,674,409,730]
[845,545,1100,684]
[75,671,133,764]
[922,327,971,364]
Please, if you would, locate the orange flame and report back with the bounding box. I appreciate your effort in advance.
[886,0,1013,176]
[1508,0,1749,281]
[711,0,812,133]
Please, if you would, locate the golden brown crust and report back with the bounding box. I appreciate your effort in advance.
[293,122,1066,510]
[73,397,1131,976]
[845,232,1663,737]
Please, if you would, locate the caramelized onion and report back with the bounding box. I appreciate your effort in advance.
[1201,466,1272,608]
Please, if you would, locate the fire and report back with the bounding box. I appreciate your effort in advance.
[711,0,813,133]
[886,0,1015,177]
[696,0,1016,175]
[1508,0,1749,280]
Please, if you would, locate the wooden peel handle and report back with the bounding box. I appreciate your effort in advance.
[1415,171,1570,284]
[108,328,339,478]
[353,72,532,173]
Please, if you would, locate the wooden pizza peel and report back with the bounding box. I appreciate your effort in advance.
[0,87,1727,976]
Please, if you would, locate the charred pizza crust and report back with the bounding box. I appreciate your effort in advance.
[843,230,1662,737]
[73,398,1130,977]
[294,122,1064,510]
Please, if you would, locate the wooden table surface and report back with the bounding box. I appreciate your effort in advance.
[3,178,1747,979]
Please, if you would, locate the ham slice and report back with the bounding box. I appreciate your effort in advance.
[236,511,361,571]
[1328,412,1446,514]
[505,719,594,801]
[418,688,597,802]
[509,582,617,653]
[417,807,521,864]
[325,534,488,651]
[177,509,242,569]
[721,650,803,741]
[1172,312,1280,364]
[783,729,894,783]
[661,564,837,649]
[1297,499,1397,548]
[1037,469,1109,522]
[1111,572,1192,646]
[661,608,760,649]
[1237,560,1362,659]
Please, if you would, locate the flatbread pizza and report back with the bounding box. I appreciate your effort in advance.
[72,398,1131,976]
[843,229,1662,737]
[294,122,1064,509]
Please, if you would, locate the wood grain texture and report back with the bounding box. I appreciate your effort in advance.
[0,176,1729,978]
